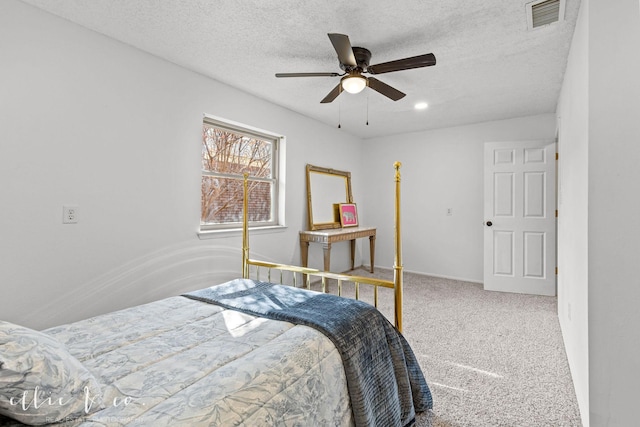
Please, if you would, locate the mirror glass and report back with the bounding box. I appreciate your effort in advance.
[306,164,353,230]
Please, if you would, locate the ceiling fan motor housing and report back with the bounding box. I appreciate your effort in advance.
[341,47,372,72]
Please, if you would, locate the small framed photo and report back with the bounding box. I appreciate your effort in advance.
[339,203,358,227]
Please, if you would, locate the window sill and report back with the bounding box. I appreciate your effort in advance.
[197,225,287,240]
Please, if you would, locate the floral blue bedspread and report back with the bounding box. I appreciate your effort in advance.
[1,291,353,426]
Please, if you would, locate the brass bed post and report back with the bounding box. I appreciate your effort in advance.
[393,162,404,333]
[242,173,250,279]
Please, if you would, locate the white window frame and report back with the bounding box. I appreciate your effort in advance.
[199,114,286,236]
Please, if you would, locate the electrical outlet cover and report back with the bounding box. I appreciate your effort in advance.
[63,205,79,224]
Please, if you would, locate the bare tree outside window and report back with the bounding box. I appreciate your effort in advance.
[201,119,279,229]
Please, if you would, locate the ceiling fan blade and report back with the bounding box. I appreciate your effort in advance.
[320,83,343,103]
[275,72,340,78]
[367,77,406,101]
[328,33,357,67]
[367,53,436,75]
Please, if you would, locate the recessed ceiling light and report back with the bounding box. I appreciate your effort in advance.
[414,102,429,110]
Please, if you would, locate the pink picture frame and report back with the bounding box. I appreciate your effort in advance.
[339,203,358,227]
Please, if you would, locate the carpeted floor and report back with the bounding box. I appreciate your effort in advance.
[327,268,582,427]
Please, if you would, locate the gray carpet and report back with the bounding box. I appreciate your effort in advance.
[318,268,582,427]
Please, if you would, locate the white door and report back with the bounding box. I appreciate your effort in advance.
[483,140,556,296]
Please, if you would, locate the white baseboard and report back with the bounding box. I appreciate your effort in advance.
[360,264,483,285]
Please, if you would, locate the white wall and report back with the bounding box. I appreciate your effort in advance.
[557,0,640,425]
[556,0,590,424]
[0,0,363,330]
[360,114,557,282]
[587,0,640,425]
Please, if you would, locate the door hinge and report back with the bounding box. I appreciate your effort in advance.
[555,267,558,275]
[555,209,558,217]
[556,152,559,160]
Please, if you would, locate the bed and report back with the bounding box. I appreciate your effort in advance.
[0,162,432,426]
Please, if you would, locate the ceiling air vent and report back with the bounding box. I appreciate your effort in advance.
[526,0,565,30]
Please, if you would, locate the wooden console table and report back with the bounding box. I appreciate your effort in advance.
[299,226,376,273]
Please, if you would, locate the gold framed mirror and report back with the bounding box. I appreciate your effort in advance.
[306,164,353,230]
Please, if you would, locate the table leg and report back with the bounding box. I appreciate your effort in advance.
[300,240,309,285]
[369,235,376,273]
[322,242,331,272]
[350,239,356,271]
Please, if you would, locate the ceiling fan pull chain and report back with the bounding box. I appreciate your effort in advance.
[338,100,342,129]
[364,91,370,126]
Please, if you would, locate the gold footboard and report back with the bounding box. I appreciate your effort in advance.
[242,162,404,332]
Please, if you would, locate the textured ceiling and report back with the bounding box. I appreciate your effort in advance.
[20,0,580,139]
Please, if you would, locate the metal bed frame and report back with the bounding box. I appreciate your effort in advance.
[241,162,405,332]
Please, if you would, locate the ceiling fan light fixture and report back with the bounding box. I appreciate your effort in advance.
[341,75,367,94]
[277,33,436,103]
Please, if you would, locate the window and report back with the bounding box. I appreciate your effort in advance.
[201,115,283,231]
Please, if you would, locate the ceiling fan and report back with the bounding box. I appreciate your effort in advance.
[275,33,436,103]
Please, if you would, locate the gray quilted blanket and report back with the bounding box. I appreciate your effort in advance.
[184,278,432,427]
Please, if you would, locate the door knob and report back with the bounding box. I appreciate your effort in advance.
[486,221,493,227]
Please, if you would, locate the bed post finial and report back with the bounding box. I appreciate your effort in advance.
[393,161,403,333]
[394,161,402,179]
[242,172,250,279]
